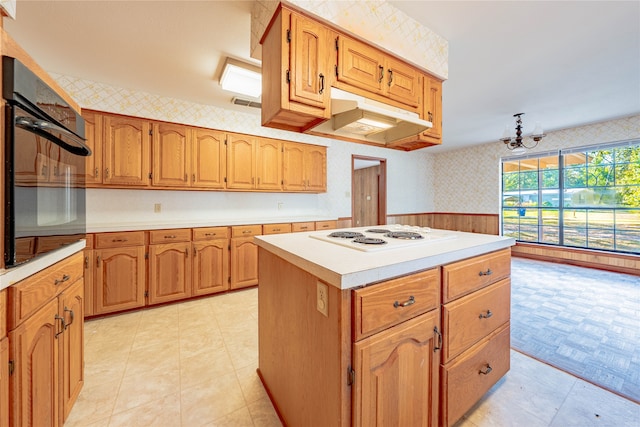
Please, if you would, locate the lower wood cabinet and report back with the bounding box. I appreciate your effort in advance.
[353,310,440,427]
[8,252,84,427]
[192,239,229,296]
[94,246,146,315]
[148,242,192,305]
[230,238,259,290]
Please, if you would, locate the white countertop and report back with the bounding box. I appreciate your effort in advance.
[254,227,515,289]
[0,240,86,291]
[87,216,336,233]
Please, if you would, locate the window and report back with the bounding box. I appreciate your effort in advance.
[501,139,640,254]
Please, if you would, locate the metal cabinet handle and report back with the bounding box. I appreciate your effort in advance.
[185,248,189,258]
[479,309,493,319]
[479,364,493,375]
[433,326,442,352]
[378,65,384,83]
[319,73,325,94]
[95,167,99,178]
[242,230,251,234]
[428,111,434,122]
[388,69,393,87]
[185,174,188,182]
[64,306,75,330]
[164,235,177,239]
[112,238,128,243]
[204,233,216,237]
[479,268,492,276]
[54,314,66,338]
[192,174,196,181]
[84,256,89,269]
[393,295,415,308]
[54,274,70,285]
[105,168,109,178]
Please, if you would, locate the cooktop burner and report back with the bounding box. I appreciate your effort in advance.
[385,231,424,240]
[353,237,387,245]
[328,231,365,239]
[365,229,391,233]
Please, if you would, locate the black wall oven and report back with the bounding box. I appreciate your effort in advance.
[3,56,91,267]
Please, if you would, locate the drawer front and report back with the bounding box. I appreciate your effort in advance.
[291,222,315,232]
[353,268,440,341]
[441,323,510,427]
[192,227,229,241]
[442,278,510,363]
[95,231,146,249]
[8,252,84,329]
[231,225,262,238]
[442,249,511,302]
[263,223,292,235]
[315,220,337,230]
[149,228,191,244]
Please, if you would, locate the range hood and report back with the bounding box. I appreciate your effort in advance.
[309,88,432,145]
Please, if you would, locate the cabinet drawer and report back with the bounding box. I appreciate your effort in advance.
[442,249,510,302]
[8,252,84,329]
[231,225,262,238]
[291,222,315,232]
[315,220,337,230]
[95,231,146,248]
[441,323,510,427]
[149,228,191,244]
[263,223,292,235]
[192,227,229,241]
[353,268,440,341]
[442,278,510,363]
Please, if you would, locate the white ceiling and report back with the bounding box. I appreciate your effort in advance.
[4,1,639,153]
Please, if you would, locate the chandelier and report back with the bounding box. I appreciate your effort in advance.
[500,113,546,154]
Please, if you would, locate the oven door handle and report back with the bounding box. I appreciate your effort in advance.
[15,116,92,157]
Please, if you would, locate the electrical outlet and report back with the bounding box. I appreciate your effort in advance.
[317,281,329,317]
[154,203,161,213]
[277,202,284,210]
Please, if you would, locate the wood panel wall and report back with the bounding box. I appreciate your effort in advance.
[386,212,500,235]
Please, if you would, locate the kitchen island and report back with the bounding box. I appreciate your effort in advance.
[255,227,515,426]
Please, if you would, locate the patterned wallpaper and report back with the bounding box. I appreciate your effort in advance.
[251,0,448,79]
[432,115,640,214]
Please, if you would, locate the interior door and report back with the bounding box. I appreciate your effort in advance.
[352,156,387,226]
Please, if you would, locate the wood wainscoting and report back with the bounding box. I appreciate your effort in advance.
[511,243,640,276]
[386,212,500,235]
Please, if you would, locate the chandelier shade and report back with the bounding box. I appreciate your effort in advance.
[500,113,546,153]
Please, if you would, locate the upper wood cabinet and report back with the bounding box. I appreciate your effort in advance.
[261,6,332,132]
[282,142,326,192]
[103,114,151,186]
[152,122,190,187]
[227,135,283,191]
[422,74,443,143]
[82,110,103,185]
[191,128,226,189]
[336,35,420,108]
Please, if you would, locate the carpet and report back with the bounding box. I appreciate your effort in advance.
[510,257,640,403]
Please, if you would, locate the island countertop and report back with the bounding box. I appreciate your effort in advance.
[254,227,515,289]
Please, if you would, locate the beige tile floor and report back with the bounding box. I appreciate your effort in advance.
[66,287,640,427]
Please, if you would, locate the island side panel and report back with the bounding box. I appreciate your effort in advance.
[257,248,352,427]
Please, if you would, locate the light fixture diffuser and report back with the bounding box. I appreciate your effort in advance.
[219,58,262,98]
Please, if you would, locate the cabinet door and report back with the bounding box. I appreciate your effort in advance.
[59,279,84,423]
[83,249,94,317]
[289,12,331,109]
[152,122,189,187]
[256,138,282,191]
[353,310,440,427]
[103,114,151,186]
[0,337,8,427]
[282,142,306,191]
[304,145,326,192]
[81,110,103,185]
[9,298,60,427]
[336,35,384,94]
[148,243,192,305]
[193,240,229,296]
[226,135,255,189]
[191,128,226,189]
[94,247,146,315]
[385,57,421,107]
[423,75,442,141]
[230,237,258,289]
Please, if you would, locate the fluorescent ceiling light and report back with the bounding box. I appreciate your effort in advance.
[220,58,262,98]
